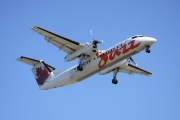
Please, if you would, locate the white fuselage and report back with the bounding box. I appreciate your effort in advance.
[40,36,156,90]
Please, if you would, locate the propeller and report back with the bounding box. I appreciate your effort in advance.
[92,40,103,50]
[90,30,103,49]
[93,39,103,43]
[129,57,138,66]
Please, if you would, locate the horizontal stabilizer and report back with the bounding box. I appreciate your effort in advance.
[17,56,55,72]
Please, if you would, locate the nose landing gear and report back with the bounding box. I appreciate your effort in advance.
[145,45,151,53]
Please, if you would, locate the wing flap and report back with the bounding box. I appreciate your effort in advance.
[119,64,152,76]
[31,26,83,54]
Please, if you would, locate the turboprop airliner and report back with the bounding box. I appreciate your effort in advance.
[17,26,156,90]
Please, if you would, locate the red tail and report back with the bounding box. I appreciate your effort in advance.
[32,62,52,86]
[34,65,50,85]
[17,56,55,87]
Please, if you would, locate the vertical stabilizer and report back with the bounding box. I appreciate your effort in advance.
[32,61,52,86]
[17,56,55,87]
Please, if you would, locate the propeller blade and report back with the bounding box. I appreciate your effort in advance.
[90,30,93,36]
[90,30,95,40]
[93,40,103,44]
[98,40,103,44]
[130,57,138,66]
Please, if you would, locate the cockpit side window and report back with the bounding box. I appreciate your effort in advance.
[132,36,138,39]
[132,35,144,39]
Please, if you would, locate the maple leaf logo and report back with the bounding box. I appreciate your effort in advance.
[35,66,49,85]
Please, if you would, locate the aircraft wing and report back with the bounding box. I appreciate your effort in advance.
[31,26,84,54]
[119,64,152,76]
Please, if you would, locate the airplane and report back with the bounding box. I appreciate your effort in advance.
[17,26,156,90]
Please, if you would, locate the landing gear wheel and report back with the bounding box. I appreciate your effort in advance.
[145,45,151,53]
[146,49,151,53]
[112,79,118,84]
[77,65,83,71]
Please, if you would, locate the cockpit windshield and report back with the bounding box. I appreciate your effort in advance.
[131,35,144,39]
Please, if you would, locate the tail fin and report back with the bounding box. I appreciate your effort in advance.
[17,56,55,86]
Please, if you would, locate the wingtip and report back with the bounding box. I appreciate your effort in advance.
[16,56,23,61]
[31,26,38,30]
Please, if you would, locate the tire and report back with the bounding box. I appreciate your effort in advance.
[77,65,83,71]
[112,79,118,84]
[146,49,150,53]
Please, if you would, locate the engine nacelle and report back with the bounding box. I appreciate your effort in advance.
[65,43,94,62]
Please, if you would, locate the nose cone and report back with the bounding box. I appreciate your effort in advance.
[150,37,156,43]
[144,37,156,45]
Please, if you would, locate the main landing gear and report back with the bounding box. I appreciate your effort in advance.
[145,45,151,53]
[112,68,119,84]
[77,65,83,71]
[77,54,85,71]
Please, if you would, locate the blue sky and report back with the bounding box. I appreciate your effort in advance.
[1,0,180,120]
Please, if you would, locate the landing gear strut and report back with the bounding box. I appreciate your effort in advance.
[112,68,119,84]
[77,54,85,71]
[145,45,151,53]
